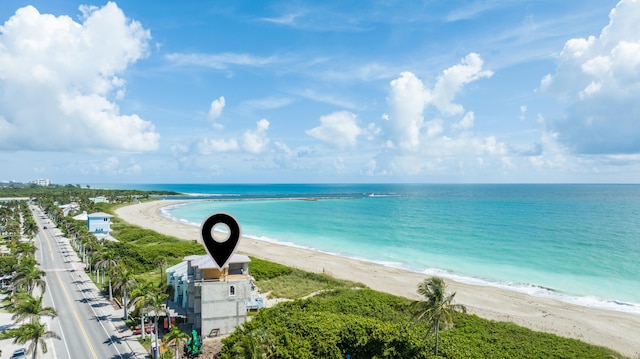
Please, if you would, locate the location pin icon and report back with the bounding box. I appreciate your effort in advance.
[200,213,241,269]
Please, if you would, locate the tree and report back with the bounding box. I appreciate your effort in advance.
[94,249,119,301]
[5,321,61,359]
[163,325,190,359]
[129,280,156,341]
[154,256,168,285]
[141,289,169,359]
[229,328,275,359]
[15,241,37,261]
[412,277,466,357]
[13,265,46,295]
[113,267,137,320]
[10,292,58,324]
[22,218,39,240]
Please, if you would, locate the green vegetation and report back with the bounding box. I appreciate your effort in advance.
[109,221,205,272]
[0,182,179,202]
[0,199,62,358]
[220,288,624,358]
[256,270,363,299]
[1,190,629,358]
[248,257,294,280]
[412,277,467,357]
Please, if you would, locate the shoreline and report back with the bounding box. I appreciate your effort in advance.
[115,200,640,357]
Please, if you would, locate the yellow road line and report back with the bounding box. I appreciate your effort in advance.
[42,228,99,359]
[42,229,55,261]
[55,271,99,359]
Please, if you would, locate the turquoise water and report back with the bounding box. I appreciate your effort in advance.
[101,184,640,313]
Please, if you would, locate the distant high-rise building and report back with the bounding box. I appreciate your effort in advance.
[31,178,51,186]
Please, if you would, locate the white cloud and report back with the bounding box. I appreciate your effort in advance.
[243,119,271,153]
[198,138,239,154]
[208,96,225,120]
[425,119,444,137]
[260,12,304,25]
[540,0,640,154]
[194,119,271,155]
[519,106,527,121]
[166,52,278,69]
[243,96,293,110]
[78,156,142,176]
[208,96,225,129]
[385,71,430,151]
[299,89,358,110]
[452,111,475,131]
[383,53,491,152]
[306,111,362,148]
[0,3,157,152]
[373,53,516,177]
[529,130,568,170]
[432,53,493,115]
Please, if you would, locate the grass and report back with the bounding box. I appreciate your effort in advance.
[254,266,364,299]
[87,202,629,358]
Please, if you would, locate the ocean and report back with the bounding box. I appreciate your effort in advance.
[99,183,640,314]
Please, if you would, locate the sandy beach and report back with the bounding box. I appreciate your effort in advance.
[116,200,640,357]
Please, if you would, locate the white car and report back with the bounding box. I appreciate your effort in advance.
[10,348,27,359]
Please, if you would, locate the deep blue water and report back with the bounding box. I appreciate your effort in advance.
[98,183,640,313]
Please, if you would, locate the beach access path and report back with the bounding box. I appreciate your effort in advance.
[115,200,640,357]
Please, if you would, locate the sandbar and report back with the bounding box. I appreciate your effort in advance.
[115,200,640,357]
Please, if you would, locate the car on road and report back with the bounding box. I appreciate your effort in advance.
[43,226,47,229]
[10,348,27,359]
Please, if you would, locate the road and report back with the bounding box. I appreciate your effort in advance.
[31,206,148,359]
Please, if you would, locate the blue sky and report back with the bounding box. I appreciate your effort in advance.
[1,0,638,184]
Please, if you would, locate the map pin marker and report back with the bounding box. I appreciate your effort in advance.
[200,213,241,269]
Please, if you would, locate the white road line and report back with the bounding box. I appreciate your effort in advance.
[41,238,71,359]
[71,270,124,359]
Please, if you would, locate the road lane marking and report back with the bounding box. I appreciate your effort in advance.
[37,208,125,359]
[38,219,97,359]
[41,225,55,262]
[55,271,99,359]
[45,276,67,359]
[36,211,71,359]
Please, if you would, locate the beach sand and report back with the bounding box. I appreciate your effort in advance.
[115,200,640,357]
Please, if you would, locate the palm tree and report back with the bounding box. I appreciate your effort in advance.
[6,321,61,359]
[10,292,58,324]
[154,256,168,284]
[94,249,119,301]
[141,289,169,359]
[113,267,137,320]
[15,241,37,261]
[412,277,466,357]
[129,281,156,340]
[22,219,39,240]
[6,219,22,248]
[229,328,275,359]
[13,265,46,295]
[163,325,190,359]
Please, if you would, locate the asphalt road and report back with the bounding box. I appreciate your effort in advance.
[31,206,148,359]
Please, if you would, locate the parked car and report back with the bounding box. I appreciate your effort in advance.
[11,348,27,359]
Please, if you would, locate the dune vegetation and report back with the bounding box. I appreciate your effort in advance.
[0,188,629,358]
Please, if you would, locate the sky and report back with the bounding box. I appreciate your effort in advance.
[0,0,639,184]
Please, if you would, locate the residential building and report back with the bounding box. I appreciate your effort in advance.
[89,196,109,204]
[86,212,112,238]
[166,254,262,337]
[58,202,80,216]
